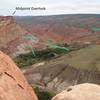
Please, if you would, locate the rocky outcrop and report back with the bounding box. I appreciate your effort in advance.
[52,83,100,100]
[0,16,27,57]
[0,51,38,100]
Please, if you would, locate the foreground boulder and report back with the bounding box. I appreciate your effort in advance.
[0,51,38,100]
[52,83,100,100]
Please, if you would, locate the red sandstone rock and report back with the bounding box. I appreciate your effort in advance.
[0,51,38,100]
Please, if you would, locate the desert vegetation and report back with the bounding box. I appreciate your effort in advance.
[14,46,69,68]
[14,43,88,68]
[34,87,55,100]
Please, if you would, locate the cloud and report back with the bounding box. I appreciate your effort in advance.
[0,0,100,15]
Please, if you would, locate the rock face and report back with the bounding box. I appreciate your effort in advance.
[0,16,29,57]
[52,83,100,100]
[0,51,38,100]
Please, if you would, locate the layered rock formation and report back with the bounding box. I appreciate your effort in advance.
[24,62,100,92]
[0,51,38,100]
[52,83,100,100]
[16,15,100,44]
[0,16,27,57]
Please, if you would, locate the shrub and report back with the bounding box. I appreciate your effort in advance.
[34,87,55,100]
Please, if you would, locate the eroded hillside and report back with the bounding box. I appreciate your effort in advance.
[0,15,100,57]
[16,14,100,44]
[23,45,100,93]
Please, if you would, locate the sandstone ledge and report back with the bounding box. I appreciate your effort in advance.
[52,83,100,100]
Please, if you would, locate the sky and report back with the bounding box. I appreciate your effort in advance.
[0,0,100,16]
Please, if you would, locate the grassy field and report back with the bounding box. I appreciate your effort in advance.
[55,45,100,72]
[33,45,100,72]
